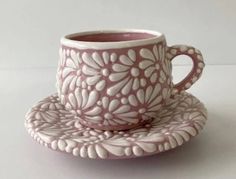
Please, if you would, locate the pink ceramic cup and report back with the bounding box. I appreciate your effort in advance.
[56,29,205,130]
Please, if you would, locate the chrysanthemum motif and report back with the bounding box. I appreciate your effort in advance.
[139,44,167,84]
[127,84,168,120]
[107,49,145,96]
[63,88,103,123]
[58,49,82,94]
[99,97,138,126]
[82,51,117,91]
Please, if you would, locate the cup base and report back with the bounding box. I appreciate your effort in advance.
[78,118,152,131]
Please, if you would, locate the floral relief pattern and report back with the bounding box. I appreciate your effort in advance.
[128,84,164,120]
[108,49,144,96]
[25,92,207,159]
[57,49,82,95]
[63,88,102,123]
[81,51,117,91]
[139,44,171,84]
[98,97,138,126]
[56,43,172,129]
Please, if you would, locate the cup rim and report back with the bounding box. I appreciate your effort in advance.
[61,29,165,49]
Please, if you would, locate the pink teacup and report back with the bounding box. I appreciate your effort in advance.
[56,29,204,130]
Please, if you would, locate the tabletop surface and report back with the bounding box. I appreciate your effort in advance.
[0,65,235,179]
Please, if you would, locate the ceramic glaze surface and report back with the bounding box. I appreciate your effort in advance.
[57,30,205,130]
[25,92,207,159]
[57,43,172,130]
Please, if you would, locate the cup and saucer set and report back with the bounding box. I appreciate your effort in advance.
[25,29,207,159]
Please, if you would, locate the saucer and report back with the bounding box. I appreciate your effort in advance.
[25,92,207,159]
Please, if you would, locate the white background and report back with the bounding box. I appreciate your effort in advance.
[1,0,236,68]
[1,0,236,179]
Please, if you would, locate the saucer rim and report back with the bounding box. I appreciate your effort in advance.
[25,92,207,159]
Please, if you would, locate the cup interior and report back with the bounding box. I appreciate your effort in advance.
[67,32,157,42]
[62,30,164,51]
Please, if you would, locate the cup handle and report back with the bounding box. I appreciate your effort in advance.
[166,45,205,94]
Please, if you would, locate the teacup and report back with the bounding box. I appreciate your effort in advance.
[56,29,204,130]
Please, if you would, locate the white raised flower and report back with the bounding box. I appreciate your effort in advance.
[63,88,103,123]
[63,87,140,126]
[107,49,146,96]
[99,96,139,126]
[139,44,166,83]
[58,49,82,94]
[82,51,117,91]
[127,84,167,120]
